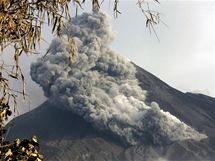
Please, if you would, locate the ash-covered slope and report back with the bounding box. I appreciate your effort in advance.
[7,11,215,161]
[7,68,215,161]
[135,64,215,137]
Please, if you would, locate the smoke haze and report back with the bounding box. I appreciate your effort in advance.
[30,11,207,146]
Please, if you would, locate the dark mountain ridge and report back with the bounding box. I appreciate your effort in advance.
[7,64,215,161]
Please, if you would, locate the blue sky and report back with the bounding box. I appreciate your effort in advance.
[2,0,214,113]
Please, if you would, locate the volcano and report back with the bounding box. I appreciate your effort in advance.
[7,11,215,161]
[7,65,215,161]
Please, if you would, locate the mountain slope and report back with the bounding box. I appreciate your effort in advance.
[134,64,215,137]
[7,64,215,161]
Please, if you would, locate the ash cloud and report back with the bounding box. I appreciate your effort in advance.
[30,11,207,145]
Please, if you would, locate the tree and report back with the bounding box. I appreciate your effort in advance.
[0,0,160,160]
[0,0,72,160]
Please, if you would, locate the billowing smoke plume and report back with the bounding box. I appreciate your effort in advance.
[30,11,207,145]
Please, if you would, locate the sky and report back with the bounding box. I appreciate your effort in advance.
[109,0,215,97]
[2,0,214,114]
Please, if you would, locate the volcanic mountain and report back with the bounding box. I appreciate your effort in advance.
[7,11,215,161]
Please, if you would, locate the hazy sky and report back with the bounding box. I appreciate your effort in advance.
[3,0,214,113]
[109,1,215,97]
